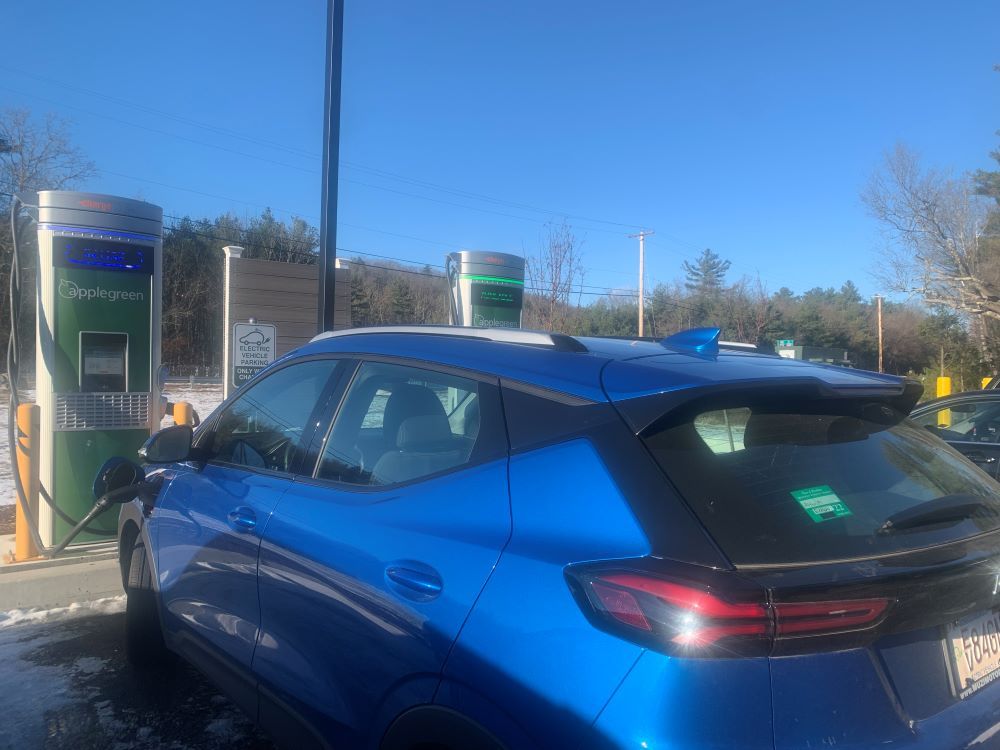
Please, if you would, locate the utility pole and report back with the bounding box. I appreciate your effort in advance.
[875,294,883,373]
[318,0,345,333]
[629,230,653,337]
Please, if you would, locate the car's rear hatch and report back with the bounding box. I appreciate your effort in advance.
[601,353,1000,747]
[748,535,1000,748]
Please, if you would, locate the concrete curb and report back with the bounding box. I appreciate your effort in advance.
[0,554,122,610]
[0,540,117,573]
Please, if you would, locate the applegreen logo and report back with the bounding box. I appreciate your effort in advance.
[59,279,144,303]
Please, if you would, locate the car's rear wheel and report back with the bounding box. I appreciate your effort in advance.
[124,538,169,667]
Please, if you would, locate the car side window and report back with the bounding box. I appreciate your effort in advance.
[317,361,496,486]
[912,399,1000,444]
[208,359,341,473]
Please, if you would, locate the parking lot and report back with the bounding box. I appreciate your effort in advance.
[0,383,257,748]
[0,598,274,750]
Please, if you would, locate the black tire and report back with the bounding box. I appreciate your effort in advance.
[124,539,169,667]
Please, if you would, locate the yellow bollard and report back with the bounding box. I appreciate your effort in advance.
[14,403,40,562]
[984,377,993,390]
[937,377,952,428]
[172,401,195,427]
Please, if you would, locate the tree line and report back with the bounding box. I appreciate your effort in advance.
[2,101,999,395]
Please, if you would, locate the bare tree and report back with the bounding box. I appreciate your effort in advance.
[863,145,998,338]
[721,276,774,344]
[524,221,584,331]
[1,109,96,378]
[0,108,95,201]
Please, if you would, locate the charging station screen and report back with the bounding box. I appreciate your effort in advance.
[472,283,523,308]
[85,350,124,376]
[80,332,128,392]
[470,281,523,328]
[53,236,154,274]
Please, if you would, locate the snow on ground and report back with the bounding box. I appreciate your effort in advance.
[0,595,125,630]
[0,382,224,506]
[0,597,124,748]
[0,385,32,508]
[0,600,273,749]
[161,381,224,427]
[0,382,273,748]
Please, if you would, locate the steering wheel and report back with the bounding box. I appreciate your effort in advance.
[261,434,298,472]
[975,420,1000,443]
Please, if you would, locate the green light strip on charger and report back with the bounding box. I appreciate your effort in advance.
[460,274,525,285]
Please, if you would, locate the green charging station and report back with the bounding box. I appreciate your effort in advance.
[35,191,162,547]
[446,250,525,328]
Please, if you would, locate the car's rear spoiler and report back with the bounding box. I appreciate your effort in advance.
[612,377,925,435]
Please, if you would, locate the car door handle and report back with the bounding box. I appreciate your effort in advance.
[227,507,257,533]
[385,564,443,601]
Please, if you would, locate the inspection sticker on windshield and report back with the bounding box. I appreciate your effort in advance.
[790,485,853,523]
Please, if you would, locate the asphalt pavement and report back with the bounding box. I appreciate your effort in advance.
[0,601,276,750]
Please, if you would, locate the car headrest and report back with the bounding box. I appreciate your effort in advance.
[396,414,455,451]
[743,413,868,448]
[383,384,448,448]
[463,396,481,438]
[742,413,798,448]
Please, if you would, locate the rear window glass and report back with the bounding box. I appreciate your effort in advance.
[643,398,1000,566]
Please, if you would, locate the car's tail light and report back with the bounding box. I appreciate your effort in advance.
[568,566,891,658]
[773,599,890,637]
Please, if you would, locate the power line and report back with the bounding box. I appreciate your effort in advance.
[339,160,643,229]
[98,169,315,220]
[161,218,652,292]
[160,220,651,298]
[337,177,635,236]
[0,65,317,160]
[643,236,784,292]
[0,85,319,176]
[3,186,693,307]
[0,66,647,233]
[166,208,468,253]
[338,221,465,251]
[2,66,770,288]
[0,190,688,304]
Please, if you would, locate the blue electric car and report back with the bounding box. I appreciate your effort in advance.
[117,326,1000,749]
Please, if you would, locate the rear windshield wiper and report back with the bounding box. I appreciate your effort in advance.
[876,494,999,535]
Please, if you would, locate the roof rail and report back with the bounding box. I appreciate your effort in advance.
[311,325,588,352]
[718,340,758,351]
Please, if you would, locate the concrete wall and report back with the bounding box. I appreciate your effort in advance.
[222,246,350,397]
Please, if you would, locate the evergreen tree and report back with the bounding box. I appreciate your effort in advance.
[682,249,731,295]
[350,272,372,327]
[389,278,416,322]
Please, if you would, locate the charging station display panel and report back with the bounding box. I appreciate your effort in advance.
[80,332,128,391]
[54,236,153,274]
[470,279,523,328]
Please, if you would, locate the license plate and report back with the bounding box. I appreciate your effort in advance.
[947,610,1000,698]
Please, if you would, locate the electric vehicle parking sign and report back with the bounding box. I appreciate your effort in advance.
[232,322,276,388]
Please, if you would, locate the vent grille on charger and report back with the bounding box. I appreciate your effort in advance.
[54,392,151,431]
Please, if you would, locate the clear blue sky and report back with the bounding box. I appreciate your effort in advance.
[3,0,999,299]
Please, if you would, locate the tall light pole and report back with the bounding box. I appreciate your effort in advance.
[629,230,653,337]
[318,0,345,333]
